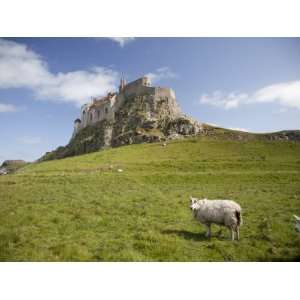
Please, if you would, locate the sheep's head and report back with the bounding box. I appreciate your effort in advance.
[190,196,201,211]
[294,215,300,233]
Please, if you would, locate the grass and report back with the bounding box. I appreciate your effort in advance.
[0,136,300,261]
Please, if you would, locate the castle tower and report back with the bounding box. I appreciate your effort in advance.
[119,77,126,93]
[73,118,82,137]
[143,76,151,86]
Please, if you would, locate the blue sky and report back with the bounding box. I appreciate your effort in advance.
[1,37,300,163]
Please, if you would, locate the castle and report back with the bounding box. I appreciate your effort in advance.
[73,76,181,136]
[41,75,205,161]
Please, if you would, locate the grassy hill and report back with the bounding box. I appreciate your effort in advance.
[1,135,300,261]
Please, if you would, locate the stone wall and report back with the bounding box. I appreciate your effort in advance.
[155,87,175,99]
[154,87,182,119]
[74,77,181,136]
[81,96,116,128]
[81,103,90,127]
[124,84,155,98]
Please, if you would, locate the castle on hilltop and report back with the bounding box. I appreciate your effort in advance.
[40,75,300,162]
[41,75,205,161]
[73,76,181,136]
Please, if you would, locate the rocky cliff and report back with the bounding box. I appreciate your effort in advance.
[40,93,203,161]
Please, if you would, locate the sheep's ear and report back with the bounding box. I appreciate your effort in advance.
[294,215,300,220]
[190,196,193,201]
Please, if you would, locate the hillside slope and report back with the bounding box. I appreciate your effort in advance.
[40,119,300,162]
[1,136,300,261]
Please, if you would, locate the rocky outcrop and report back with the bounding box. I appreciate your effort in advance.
[39,93,204,161]
[164,116,203,136]
[40,120,114,160]
[200,124,300,142]
[264,130,300,141]
[0,160,27,174]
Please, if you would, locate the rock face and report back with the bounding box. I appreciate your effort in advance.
[110,93,202,147]
[40,92,203,161]
[265,130,300,141]
[0,160,27,174]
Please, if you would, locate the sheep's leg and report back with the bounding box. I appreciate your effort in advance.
[236,226,240,241]
[205,224,211,238]
[230,228,235,241]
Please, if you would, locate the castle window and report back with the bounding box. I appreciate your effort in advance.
[105,107,108,114]
[97,111,100,119]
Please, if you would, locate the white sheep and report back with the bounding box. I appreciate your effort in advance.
[294,215,300,233]
[189,196,243,241]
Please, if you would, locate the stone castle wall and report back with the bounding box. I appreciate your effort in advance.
[73,77,182,137]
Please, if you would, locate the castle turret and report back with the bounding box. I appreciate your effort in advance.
[142,76,151,86]
[73,118,82,137]
[119,77,126,93]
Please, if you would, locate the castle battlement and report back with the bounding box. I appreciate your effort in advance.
[72,76,180,137]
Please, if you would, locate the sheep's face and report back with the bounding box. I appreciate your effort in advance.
[190,197,201,211]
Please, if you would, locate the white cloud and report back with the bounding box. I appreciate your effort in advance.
[229,127,249,132]
[206,122,219,127]
[107,37,135,47]
[18,136,42,145]
[36,67,118,106]
[0,39,52,89]
[200,80,300,110]
[0,102,18,112]
[0,38,119,107]
[206,122,249,132]
[200,91,248,110]
[254,80,300,109]
[146,67,177,83]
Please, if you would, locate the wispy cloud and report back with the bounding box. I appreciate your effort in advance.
[206,122,249,132]
[36,67,118,106]
[146,67,178,83]
[107,37,135,47]
[0,38,119,107]
[200,91,248,110]
[254,80,300,109]
[200,80,300,110]
[17,136,42,145]
[229,127,249,132]
[0,102,18,112]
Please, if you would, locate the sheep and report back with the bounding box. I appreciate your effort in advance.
[294,215,300,233]
[189,196,243,241]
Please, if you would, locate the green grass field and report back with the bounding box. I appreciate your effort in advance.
[1,136,300,261]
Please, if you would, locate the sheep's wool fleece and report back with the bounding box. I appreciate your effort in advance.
[194,200,241,227]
